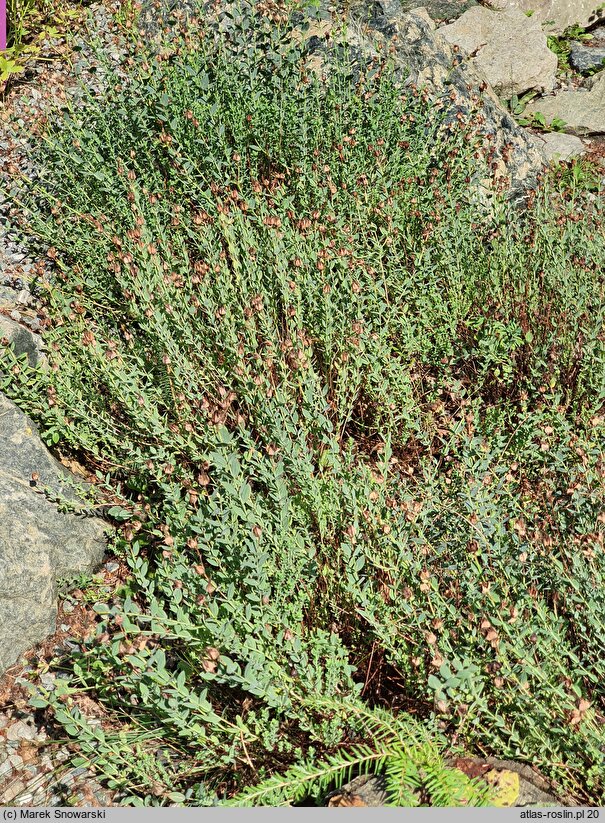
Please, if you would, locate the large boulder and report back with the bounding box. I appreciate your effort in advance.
[483,0,605,35]
[355,0,478,23]
[0,393,107,676]
[437,6,557,95]
[339,2,548,204]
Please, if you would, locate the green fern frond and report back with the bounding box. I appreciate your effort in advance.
[422,761,492,807]
[299,692,435,753]
[383,746,424,807]
[227,698,493,807]
[222,743,391,807]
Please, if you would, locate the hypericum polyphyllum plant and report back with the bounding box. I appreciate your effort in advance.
[2,0,605,808]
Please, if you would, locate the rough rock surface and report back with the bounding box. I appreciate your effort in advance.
[381,0,477,21]
[0,696,117,806]
[533,130,588,161]
[570,42,605,73]
[483,0,605,35]
[0,316,45,369]
[569,26,605,74]
[438,6,557,95]
[341,2,548,203]
[472,758,576,806]
[0,394,107,676]
[325,773,389,806]
[526,72,605,134]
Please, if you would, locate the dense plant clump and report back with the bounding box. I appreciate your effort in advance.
[2,0,605,806]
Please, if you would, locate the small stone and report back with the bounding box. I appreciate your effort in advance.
[25,317,41,332]
[570,43,605,74]
[0,759,12,778]
[1,778,26,803]
[6,720,37,742]
[62,601,75,614]
[105,561,119,573]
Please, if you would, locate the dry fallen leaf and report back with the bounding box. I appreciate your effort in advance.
[328,793,367,807]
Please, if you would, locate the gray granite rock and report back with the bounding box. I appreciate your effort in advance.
[349,0,477,25]
[0,315,45,368]
[569,27,605,74]
[0,286,20,312]
[0,393,107,676]
[342,2,548,205]
[569,43,605,74]
[525,71,605,134]
[438,6,557,95]
[580,68,605,89]
[483,0,605,36]
[532,130,587,162]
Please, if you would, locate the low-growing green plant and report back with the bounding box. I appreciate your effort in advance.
[224,698,493,806]
[547,24,593,75]
[111,0,142,40]
[503,92,566,132]
[1,0,84,93]
[57,571,115,604]
[2,0,605,806]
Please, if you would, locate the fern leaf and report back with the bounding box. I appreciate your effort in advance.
[223,743,391,807]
